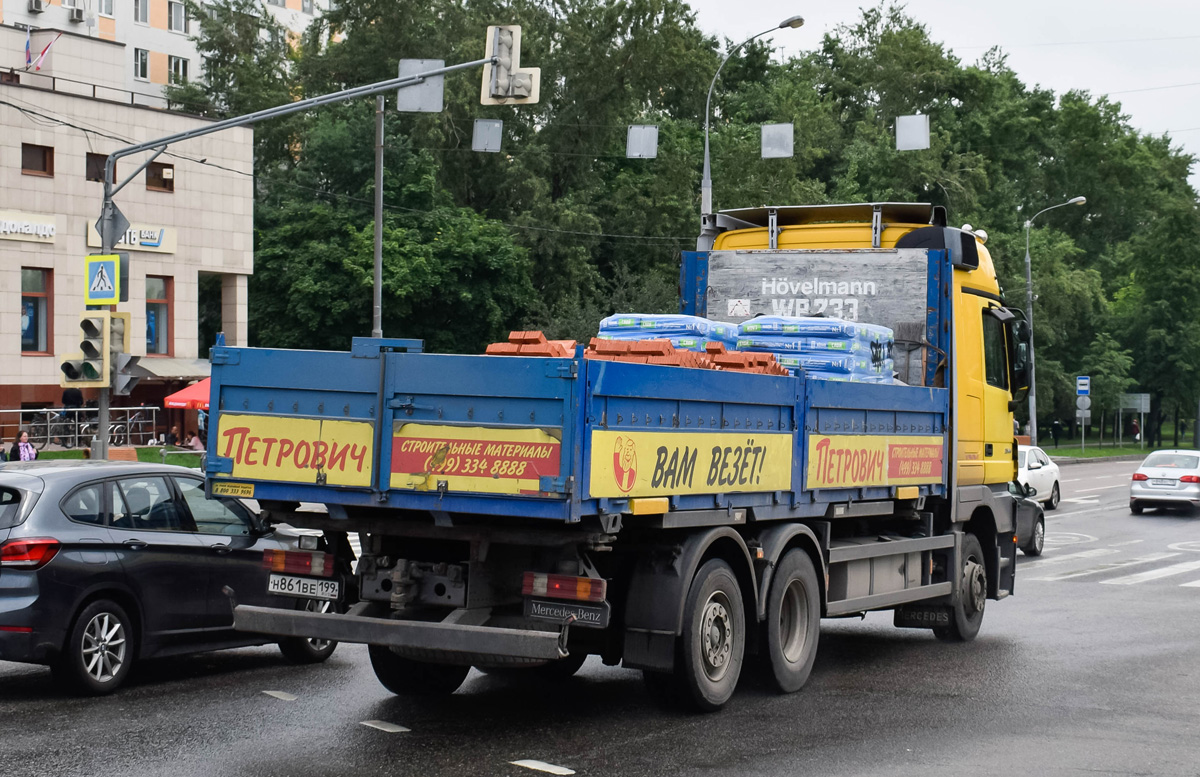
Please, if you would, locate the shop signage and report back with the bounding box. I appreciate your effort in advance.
[0,210,57,243]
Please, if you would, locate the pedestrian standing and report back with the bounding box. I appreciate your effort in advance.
[8,430,37,462]
[1051,419,1062,448]
[1132,418,1141,443]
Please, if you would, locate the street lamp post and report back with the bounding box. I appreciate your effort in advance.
[700,15,804,227]
[1024,195,1086,446]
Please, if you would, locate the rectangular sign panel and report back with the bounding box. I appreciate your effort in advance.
[588,430,793,499]
[1076,376,1090,395]
[84,254,120,305]
[0,210,57,243]
[87,222,177,254]
[215,413,374,487]
[390,423,561,495]
[806,434,944,489]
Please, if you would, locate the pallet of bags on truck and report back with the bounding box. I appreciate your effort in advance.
[734,315,895,382]
[598,313,739,350]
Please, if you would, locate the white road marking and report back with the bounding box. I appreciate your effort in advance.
[511,760,576,775]
[360,720,410,733]
[262,690,297,701]
[1075,484,1126,492]
[1043,532,1099,546]
[1168,541,1200,553]
[1062,496,1100,504]
[1023,548,1118,566]
[1102,560,1200,585]
[1110,540,1145,547]
[1061,479,1082,483]
[1179,579,1200,587]
[1031,553,1180,581]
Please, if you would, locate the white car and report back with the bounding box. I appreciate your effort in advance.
[1018,445,1061,510]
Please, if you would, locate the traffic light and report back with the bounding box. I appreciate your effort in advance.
[481,25,540,105]
[113,352,141,396]
[60,312,112,388]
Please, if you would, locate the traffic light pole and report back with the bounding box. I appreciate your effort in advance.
[95,57,495,459]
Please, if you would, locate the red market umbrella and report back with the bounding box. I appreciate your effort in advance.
[163,378,211,410]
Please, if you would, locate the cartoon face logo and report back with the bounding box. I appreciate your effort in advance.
[612,436,637,493]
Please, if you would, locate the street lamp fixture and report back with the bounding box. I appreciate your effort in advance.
[700,15,805,223]
[1024,195,1087,446]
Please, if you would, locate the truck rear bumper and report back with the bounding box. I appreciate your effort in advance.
[233,605,565,661]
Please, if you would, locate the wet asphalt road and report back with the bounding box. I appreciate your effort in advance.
[4,456,1200,777]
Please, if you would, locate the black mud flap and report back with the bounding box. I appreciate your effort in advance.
[894,605,952,630]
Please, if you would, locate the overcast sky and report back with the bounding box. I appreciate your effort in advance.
[686,0,1200,187]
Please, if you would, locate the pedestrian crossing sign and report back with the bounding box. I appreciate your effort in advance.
[85,253,126,305]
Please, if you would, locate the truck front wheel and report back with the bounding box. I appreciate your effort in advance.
[934,533,986,643]
[368,645,469,695]
[763,549,820,693]
[677,558,745,712]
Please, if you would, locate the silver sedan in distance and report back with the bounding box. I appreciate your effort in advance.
[1130,450,1200,514]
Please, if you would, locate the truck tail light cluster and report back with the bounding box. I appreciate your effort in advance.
[1132,473,1149,481]
[522,571,607,603]
[0,538,61,570]
[262,548,332,577]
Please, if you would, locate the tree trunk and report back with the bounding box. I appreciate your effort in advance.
[1175,404,1181,448]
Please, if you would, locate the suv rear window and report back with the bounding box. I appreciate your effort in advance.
[0,488,21,529]
[1143,453,1200,469]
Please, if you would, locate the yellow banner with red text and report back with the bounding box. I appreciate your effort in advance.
[805,434,944,489]
[588,430,793,499]
[390,423,563,495]
[215,413,375,487]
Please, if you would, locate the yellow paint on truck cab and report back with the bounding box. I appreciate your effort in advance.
[713,218,1016,488]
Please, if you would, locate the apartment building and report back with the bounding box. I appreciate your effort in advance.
[0,24,253,413]
[1,0,331,105]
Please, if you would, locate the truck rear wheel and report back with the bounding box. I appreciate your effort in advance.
[763,549,820,693]
[934,533,986,643]
[677,558,745,712]
[368,645,469,696]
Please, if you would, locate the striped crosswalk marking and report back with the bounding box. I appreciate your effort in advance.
[1101,560,1200,586]
[1031,553,1180,582]
[1179,579,1200,588]
[1023,548,1118,567]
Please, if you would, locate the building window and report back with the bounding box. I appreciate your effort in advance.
[21,269,51,354]
[134,48,149,80]
[169,56,189,84]
[21,144,53,177]
[168,1,190,32]
[146,162,174,192]
[98,0,114,16]
[134,0,148,24]
[86,153,115,182]
[146,276,172,355]
[302,0,313,13]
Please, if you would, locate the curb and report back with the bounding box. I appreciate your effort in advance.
[1051,453,1146,466]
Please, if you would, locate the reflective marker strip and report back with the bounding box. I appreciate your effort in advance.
[262,690,297,701]
[1101,559,1200,585]
[360,720,410,733]
[511,760,576,775]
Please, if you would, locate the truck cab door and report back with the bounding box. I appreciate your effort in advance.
[980,306,1017,484]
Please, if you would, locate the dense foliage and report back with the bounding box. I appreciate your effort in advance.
[169,1,1199,444]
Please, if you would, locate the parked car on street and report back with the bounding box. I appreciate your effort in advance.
[1009,481,1045,556]
[0,461,351,695]
[1018,445,1061,510]
[1130,450,1200,514]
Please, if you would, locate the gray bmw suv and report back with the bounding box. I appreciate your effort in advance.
[0,461,349,694]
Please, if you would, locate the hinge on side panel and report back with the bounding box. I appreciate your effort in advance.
[539,475,573,494]
[209,348,240,365]
[768,208,779,250]
[546,361,578,378]
[871,204,883,248]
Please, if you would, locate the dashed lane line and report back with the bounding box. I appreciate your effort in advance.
[1074,484,1127,492]
[262,690,298,701]
[511,760,576,775]
[1101,560,1200,585]
[1109,540,1145,547]
[360,720,410,733]
[1031,553,1180,581]
[1023,548,1119,567]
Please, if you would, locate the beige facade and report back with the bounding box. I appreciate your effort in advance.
[0,25,252,409]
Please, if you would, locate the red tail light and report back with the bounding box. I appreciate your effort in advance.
[522,571,607,603]
[1132,473,1149,481]
[261,548,332,577]
[1180,475,1200,483]
[0,538,61,570]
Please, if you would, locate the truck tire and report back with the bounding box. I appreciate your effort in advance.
[368,645,469,696]
[763,549,820,693]
[677,558,745,712]
[934,533,986,643]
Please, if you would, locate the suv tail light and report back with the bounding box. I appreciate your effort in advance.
[1180,475,1200,483]
[1132,473,1149,481]
[0,538,61,570]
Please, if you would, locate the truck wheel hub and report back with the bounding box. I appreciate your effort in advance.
[701,593,733,680]
[963,559,986,616]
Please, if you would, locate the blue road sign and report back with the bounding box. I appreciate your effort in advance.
[1076,376,1091,396]
[85,254,120,305]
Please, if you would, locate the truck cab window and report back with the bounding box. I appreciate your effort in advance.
[982,312,1009,391]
